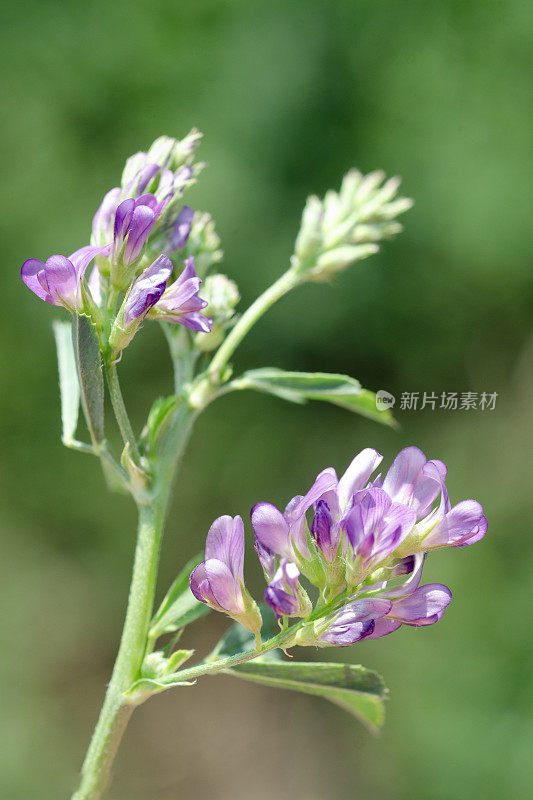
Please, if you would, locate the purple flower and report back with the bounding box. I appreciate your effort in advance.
[264,560,311,619]
[382,446,447,517]
[148,257,212,332]
[343,487,416,572]
[170,205,194,250]
[190,515,246,615]
[251,496,310,565]
[109,255,172,354]
[316,598,392,646]
[92,187,122,246]
[369,583,453,639]
[112,194,167,266]
[189,515,262,637]
[314,571,452,647]
[306,449,383,558]
[419,499,487,550]
[122,255,173,326]
[381,447,487,554]
[21,245,111,311]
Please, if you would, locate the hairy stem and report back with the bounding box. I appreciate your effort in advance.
[71,403,195,800]
[71,502,165,800]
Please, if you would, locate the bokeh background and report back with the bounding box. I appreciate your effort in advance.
[1,1,533,798]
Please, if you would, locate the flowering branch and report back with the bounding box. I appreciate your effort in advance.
[19,130,484,800]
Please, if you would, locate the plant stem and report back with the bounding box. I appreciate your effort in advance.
[71,404,195,800]
[105,363,140,461]
[71,502,164,800]
[208,267,300,382]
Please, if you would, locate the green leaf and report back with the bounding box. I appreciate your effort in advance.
[228,368,395,427]
[225,660,388,733]
[150,553,211,638]
[73,315,105,444]
[53,321,80,445]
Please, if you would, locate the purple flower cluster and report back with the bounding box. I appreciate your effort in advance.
[190,447,486,648]
[21,131,211,355]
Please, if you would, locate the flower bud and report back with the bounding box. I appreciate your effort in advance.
[146,129,202,171]
[292,169,413,282]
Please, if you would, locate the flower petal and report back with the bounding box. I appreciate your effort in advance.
[123,255,172,325]
[204,558,244,614]
[337,448,383,508]
[423,500,487,549]
[382,446,428,505]
[290,467,338,519]
[389,583,452,626]
[21,258,52,303]
[251,502,292,560]
[189,562,221,609]
[205,514,245,579]
[366,618,402,639]
[318,619,375,646]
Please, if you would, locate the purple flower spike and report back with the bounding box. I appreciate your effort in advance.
[190,515,246,614]
[264,560,309,618]
[149,257,212,332]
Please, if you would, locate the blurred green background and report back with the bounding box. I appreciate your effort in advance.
[1,0,532,798]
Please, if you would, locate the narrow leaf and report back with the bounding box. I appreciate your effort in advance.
[225,660,388,733]
[73,315,105,444]
[229,369,395,427]
[150,553,211,638]
[53,321,80,444]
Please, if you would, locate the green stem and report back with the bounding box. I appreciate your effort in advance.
[208,267,300,382]
[105,363,140,461]
[71,502,165,800]
[166,627,297,684]
[71,404,195,800]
